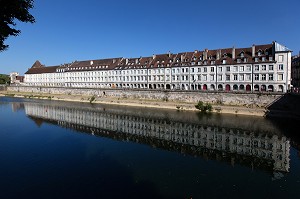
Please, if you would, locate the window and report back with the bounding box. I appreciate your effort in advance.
[278,55,284,62]
[278,74,283,81]
[218,67,223,72]
[226,66,230,72]
[218,75,222,81]
[203,75,207,81]
[269,57,273,61]
[234,75,238,80]
[269,74,273,81]
[240,66,244,72]
[211,67,214,72]
[258,51,262,56]
[278,64,284,70]
[233,66,238,72]
[210,75,214,81]
[226,75,230,81]
[262,65,266,71]
[261,74,266,81]
[204,67,207,72]
[269,65,274,70]
[222,60,227,64]
[246,74,251,81]
[237,59,241,63]
[239,74,244,81]
[262,57,266,62]
[254,74,259,80]
[255,57,259,62]
[198,68,201,72]
[240,52,244,57]
[246,65,251,71]
[191,68,194,73]
[254,65,259,71]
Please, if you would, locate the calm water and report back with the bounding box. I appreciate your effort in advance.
[0,97,300,199]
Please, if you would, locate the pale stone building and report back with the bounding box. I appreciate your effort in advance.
[24,41,292,92]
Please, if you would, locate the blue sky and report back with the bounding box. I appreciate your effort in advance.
[1,0,299,75]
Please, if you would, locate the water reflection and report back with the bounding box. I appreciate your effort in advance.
[22,102,290,175]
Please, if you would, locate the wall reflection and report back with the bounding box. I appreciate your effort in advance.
[23,102,290,174]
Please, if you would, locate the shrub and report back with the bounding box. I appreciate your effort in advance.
[195,101,212,112]
[89,95,96,103]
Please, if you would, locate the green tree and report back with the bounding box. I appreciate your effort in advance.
[0,74,10,84]
[0,0,35,51]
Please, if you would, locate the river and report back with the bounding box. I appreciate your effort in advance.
[0,97,299,199]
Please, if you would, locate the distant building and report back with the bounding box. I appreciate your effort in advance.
[10,72,24,84]
[24,41,292,92]
[292,53,300,89]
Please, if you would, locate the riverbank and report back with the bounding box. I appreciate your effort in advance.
[0,90,266,116]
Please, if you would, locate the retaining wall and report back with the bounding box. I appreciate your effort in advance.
[7,86,283,108]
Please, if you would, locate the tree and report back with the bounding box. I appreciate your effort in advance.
[0,74,10,84]
[0,0,35,51]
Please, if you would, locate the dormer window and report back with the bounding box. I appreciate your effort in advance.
[255,57,259,62]
[269,57,273,61]
[244,58,248,63]
[258,50,262,56]
[157,60,160,63]
[199,56,202,61]
[237,59,241,63]
[240,52,244,58]
[193,57,197,61]
[169,59,172,63]
[208,56,212,60]
[222,60,227,64]
[262,57,266,62]
[265,51,269,55]
[211,61,215,65]
[223,53,227,58]
[176,59,179,62]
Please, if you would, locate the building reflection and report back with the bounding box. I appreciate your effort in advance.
[24,102,290,174]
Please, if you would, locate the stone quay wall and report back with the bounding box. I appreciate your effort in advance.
[7,86,283,108]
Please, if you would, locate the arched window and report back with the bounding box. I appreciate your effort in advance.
[233,85,238,90]
[203,84,207,90]
[239,85,245,90]
[254,85,259,91]
[210,84,215,90]
[261,85,266,91]
[268,85,274,92]
[218,84,223,91]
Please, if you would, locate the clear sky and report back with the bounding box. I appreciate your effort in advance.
[1,0,299,75]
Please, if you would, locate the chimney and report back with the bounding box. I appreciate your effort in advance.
[216,49,221,60]
[203,49,208,60]
[194,50,198,54]
[126,59,129,65]
[135,59,139,64]
[113,59,116,64]
[252,45,255,57]
[152,54,156,59]
[90,60,93,65]
[232,46,235,59]
[181,54,184,61]
[168,51,171,57]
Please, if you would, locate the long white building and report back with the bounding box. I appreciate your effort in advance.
[24,41,292,92]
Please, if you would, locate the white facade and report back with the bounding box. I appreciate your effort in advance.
[24,42,292,92]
